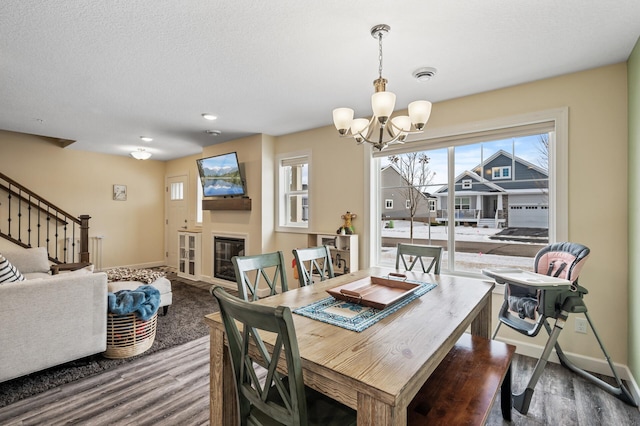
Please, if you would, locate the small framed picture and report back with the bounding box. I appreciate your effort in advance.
[113,184,127,201]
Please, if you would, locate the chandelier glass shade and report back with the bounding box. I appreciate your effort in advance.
[332,24,432,151]
[130,148,152,160]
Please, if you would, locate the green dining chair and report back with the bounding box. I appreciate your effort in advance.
[210,286,357,426]
[292,246,335,287]
[232,251,288,302]
[395,243,443,274]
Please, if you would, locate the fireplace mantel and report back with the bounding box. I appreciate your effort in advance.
[202,198,251,211]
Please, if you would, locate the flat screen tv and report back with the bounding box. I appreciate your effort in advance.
[196,152,246,197]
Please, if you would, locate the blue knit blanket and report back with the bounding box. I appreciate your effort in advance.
[107,285,160,321]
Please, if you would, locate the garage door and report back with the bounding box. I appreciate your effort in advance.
[508,205,548,228]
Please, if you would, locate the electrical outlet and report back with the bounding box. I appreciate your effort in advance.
[575,318,588,334]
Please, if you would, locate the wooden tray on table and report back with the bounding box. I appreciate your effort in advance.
[326,274,421,310]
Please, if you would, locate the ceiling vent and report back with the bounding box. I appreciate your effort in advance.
[413,67,438,81]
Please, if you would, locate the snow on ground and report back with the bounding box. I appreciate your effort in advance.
[378,220,535,272]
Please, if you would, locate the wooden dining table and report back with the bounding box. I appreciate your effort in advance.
[204,266,494,426]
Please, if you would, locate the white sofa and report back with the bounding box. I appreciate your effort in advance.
[0,247,108,383]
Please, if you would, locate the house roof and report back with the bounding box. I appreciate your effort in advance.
[434,150,548,194]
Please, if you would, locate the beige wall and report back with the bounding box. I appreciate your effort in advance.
[628,37,640,381]
[0,130,166,269]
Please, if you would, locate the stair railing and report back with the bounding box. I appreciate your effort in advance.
[0,172,90,264]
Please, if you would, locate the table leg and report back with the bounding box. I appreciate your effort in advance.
[210,328,238,425]
[470,293,491,339]
[357,393,405,426]
[501,364,513,421]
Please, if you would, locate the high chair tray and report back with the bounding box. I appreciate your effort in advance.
[327,275,421,310]
[482,268,571,290]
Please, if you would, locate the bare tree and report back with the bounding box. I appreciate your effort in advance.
[536,134,549,169]
[388,152,435,243]
[535,134,549,204]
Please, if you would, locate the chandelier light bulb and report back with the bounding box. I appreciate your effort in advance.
[332,108,354,135]
[371,91,396,125]
[351,118,370,143]
[391,115,412,140]
[408,100,433,130]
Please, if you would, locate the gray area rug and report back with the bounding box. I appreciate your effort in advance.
[0,278,218,408]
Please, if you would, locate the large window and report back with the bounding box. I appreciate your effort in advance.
[373,111,567,276]
[276,152,310,231]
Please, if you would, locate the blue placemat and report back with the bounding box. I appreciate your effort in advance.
[293,278,437,332]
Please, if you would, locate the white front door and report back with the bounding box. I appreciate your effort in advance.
[166,175,188,269]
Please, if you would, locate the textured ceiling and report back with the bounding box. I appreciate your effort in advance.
[1,1,639,160]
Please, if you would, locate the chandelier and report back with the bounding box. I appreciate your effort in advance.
[332,24,432,151]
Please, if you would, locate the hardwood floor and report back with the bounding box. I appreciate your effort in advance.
[1,335,639,425]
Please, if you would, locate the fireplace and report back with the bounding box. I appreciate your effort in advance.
[214,235,245,282]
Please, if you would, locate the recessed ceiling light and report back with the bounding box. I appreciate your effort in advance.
[205,130,222,136]
[140,136,153,142]
[202,113,217,121]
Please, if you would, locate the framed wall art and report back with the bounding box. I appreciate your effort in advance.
[113,184,127,201]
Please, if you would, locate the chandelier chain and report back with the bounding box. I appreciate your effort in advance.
[378,32,384,79]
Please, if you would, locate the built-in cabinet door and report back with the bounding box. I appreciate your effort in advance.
[178,231,201,281]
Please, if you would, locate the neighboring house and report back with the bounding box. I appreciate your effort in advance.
[433,149,549,228]
[380,164,435,222]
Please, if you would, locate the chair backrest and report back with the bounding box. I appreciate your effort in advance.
[533,242,590,283]
[210,286,309,425]
[292,246,335,287]
[395,243,443,274]
[232,251,288,301]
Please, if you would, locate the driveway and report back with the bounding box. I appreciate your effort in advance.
[381,237,544,258]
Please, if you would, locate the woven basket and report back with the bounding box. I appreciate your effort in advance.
[104,312,158,359]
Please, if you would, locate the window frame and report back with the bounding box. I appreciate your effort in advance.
[276,150,311,232]
[196,174,203,225]
[366,108,568,276]
[492,166,511,179]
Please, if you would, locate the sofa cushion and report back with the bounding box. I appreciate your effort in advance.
[0,254,26,284]
[2,247,50,274]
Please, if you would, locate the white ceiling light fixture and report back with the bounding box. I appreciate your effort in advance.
[201,113,217,121]
[332,24,433,151]
[140,136,153,142]
[130,148,152,160]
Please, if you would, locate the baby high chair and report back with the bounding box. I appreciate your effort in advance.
[484,242,636,414]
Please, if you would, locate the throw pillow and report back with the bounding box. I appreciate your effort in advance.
[0,254,26,284]
[2,247,51,274]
